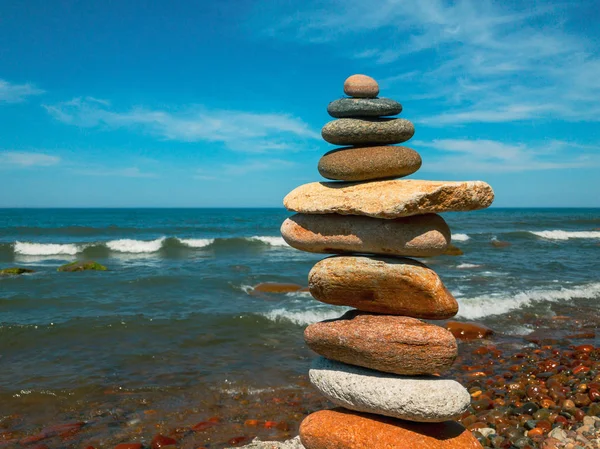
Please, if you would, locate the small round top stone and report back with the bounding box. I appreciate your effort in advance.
[344,74,379,98]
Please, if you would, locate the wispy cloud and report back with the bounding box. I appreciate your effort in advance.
[415,139,600,172]
[44,97,320,152]
[265,0,600,124]
[72,166,158,178]
[0,151,60,167]
[0,80,45,103]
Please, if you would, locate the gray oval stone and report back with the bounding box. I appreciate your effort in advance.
[309,357,471,422]
[322,118,414,145]
[318,146,421,181]
[327,98,402,118]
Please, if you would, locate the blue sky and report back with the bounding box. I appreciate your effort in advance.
[1,0,599,207]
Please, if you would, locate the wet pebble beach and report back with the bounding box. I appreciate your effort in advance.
[1,305,598,449]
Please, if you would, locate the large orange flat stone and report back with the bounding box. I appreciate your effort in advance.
[300,409,483,449]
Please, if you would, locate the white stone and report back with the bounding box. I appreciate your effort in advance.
[309,357,470,423]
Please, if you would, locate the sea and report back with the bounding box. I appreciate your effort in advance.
[1,207,599,444]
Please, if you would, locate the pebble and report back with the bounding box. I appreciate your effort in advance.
[318,145,421,181]
[309,357,470,422]
[343,74,379,98]
[281,213,451,257]
[283,179,495,219]
[327,97,401,118]
[308,256,458,318]
[322,118,414,145]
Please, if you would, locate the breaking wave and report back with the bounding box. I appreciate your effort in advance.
[14,242,81,256]
[529,230,600,240]
[457,282,600,320]
[260,307,349,326]
[452,233,470,242]
[3,236,290,257]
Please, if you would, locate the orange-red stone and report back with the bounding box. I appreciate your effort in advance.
[300,409,483,449]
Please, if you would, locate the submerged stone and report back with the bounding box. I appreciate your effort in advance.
[57,261,107,272]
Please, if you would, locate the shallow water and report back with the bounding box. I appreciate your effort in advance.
[0,207,599,446]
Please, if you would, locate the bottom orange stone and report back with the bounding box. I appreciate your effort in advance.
[300,409,483,449]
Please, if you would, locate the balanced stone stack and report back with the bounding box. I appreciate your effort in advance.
[280,74,494,449]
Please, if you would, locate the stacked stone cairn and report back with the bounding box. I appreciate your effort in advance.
[280,75,495,449]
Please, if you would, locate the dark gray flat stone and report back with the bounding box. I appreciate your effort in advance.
[327,98,402,118]
[321,118,415,146]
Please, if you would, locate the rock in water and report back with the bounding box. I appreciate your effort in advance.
[322,118,414,145]
[343,74,379,98]
[309,357,471,422]
[300,408,484,449]
[446,321,494,340]
[57,261,107,272]
[318,146,421,182]
[308,256,457,318]
[251,283,304,294]
[280,213,450,257]
[284,179,494,219]
[0,267,35,276]
[327,98,402,118]
[305,310,457,374]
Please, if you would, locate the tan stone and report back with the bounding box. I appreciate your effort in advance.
[318,146,421,181]
[280,213,450,257]
[305,310,458,373]
[308,256,457,318]
[283,179,494,219]
[300,409,483,449]
[343,74,379,98]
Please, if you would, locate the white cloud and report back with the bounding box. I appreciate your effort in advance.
[44,97,320,152]
[0,80,44,103]
[0,151,60,167]
[415,139,600,172]
[265,0,600,124]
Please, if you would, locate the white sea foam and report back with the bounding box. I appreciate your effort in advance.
[285,291,313,298]
[178,238,214,248]
[14,241,80,256]
[261,307,349,326]
[530,230,600,240]
[452,233,470,242]
[456,263,481,269]
[249,236,289,247]
[106,238,165,253]
[457,282,600,320]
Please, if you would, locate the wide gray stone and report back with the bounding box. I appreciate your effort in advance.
[327,98,402,118]
[309,357,471,422]
[322,118,414,145]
